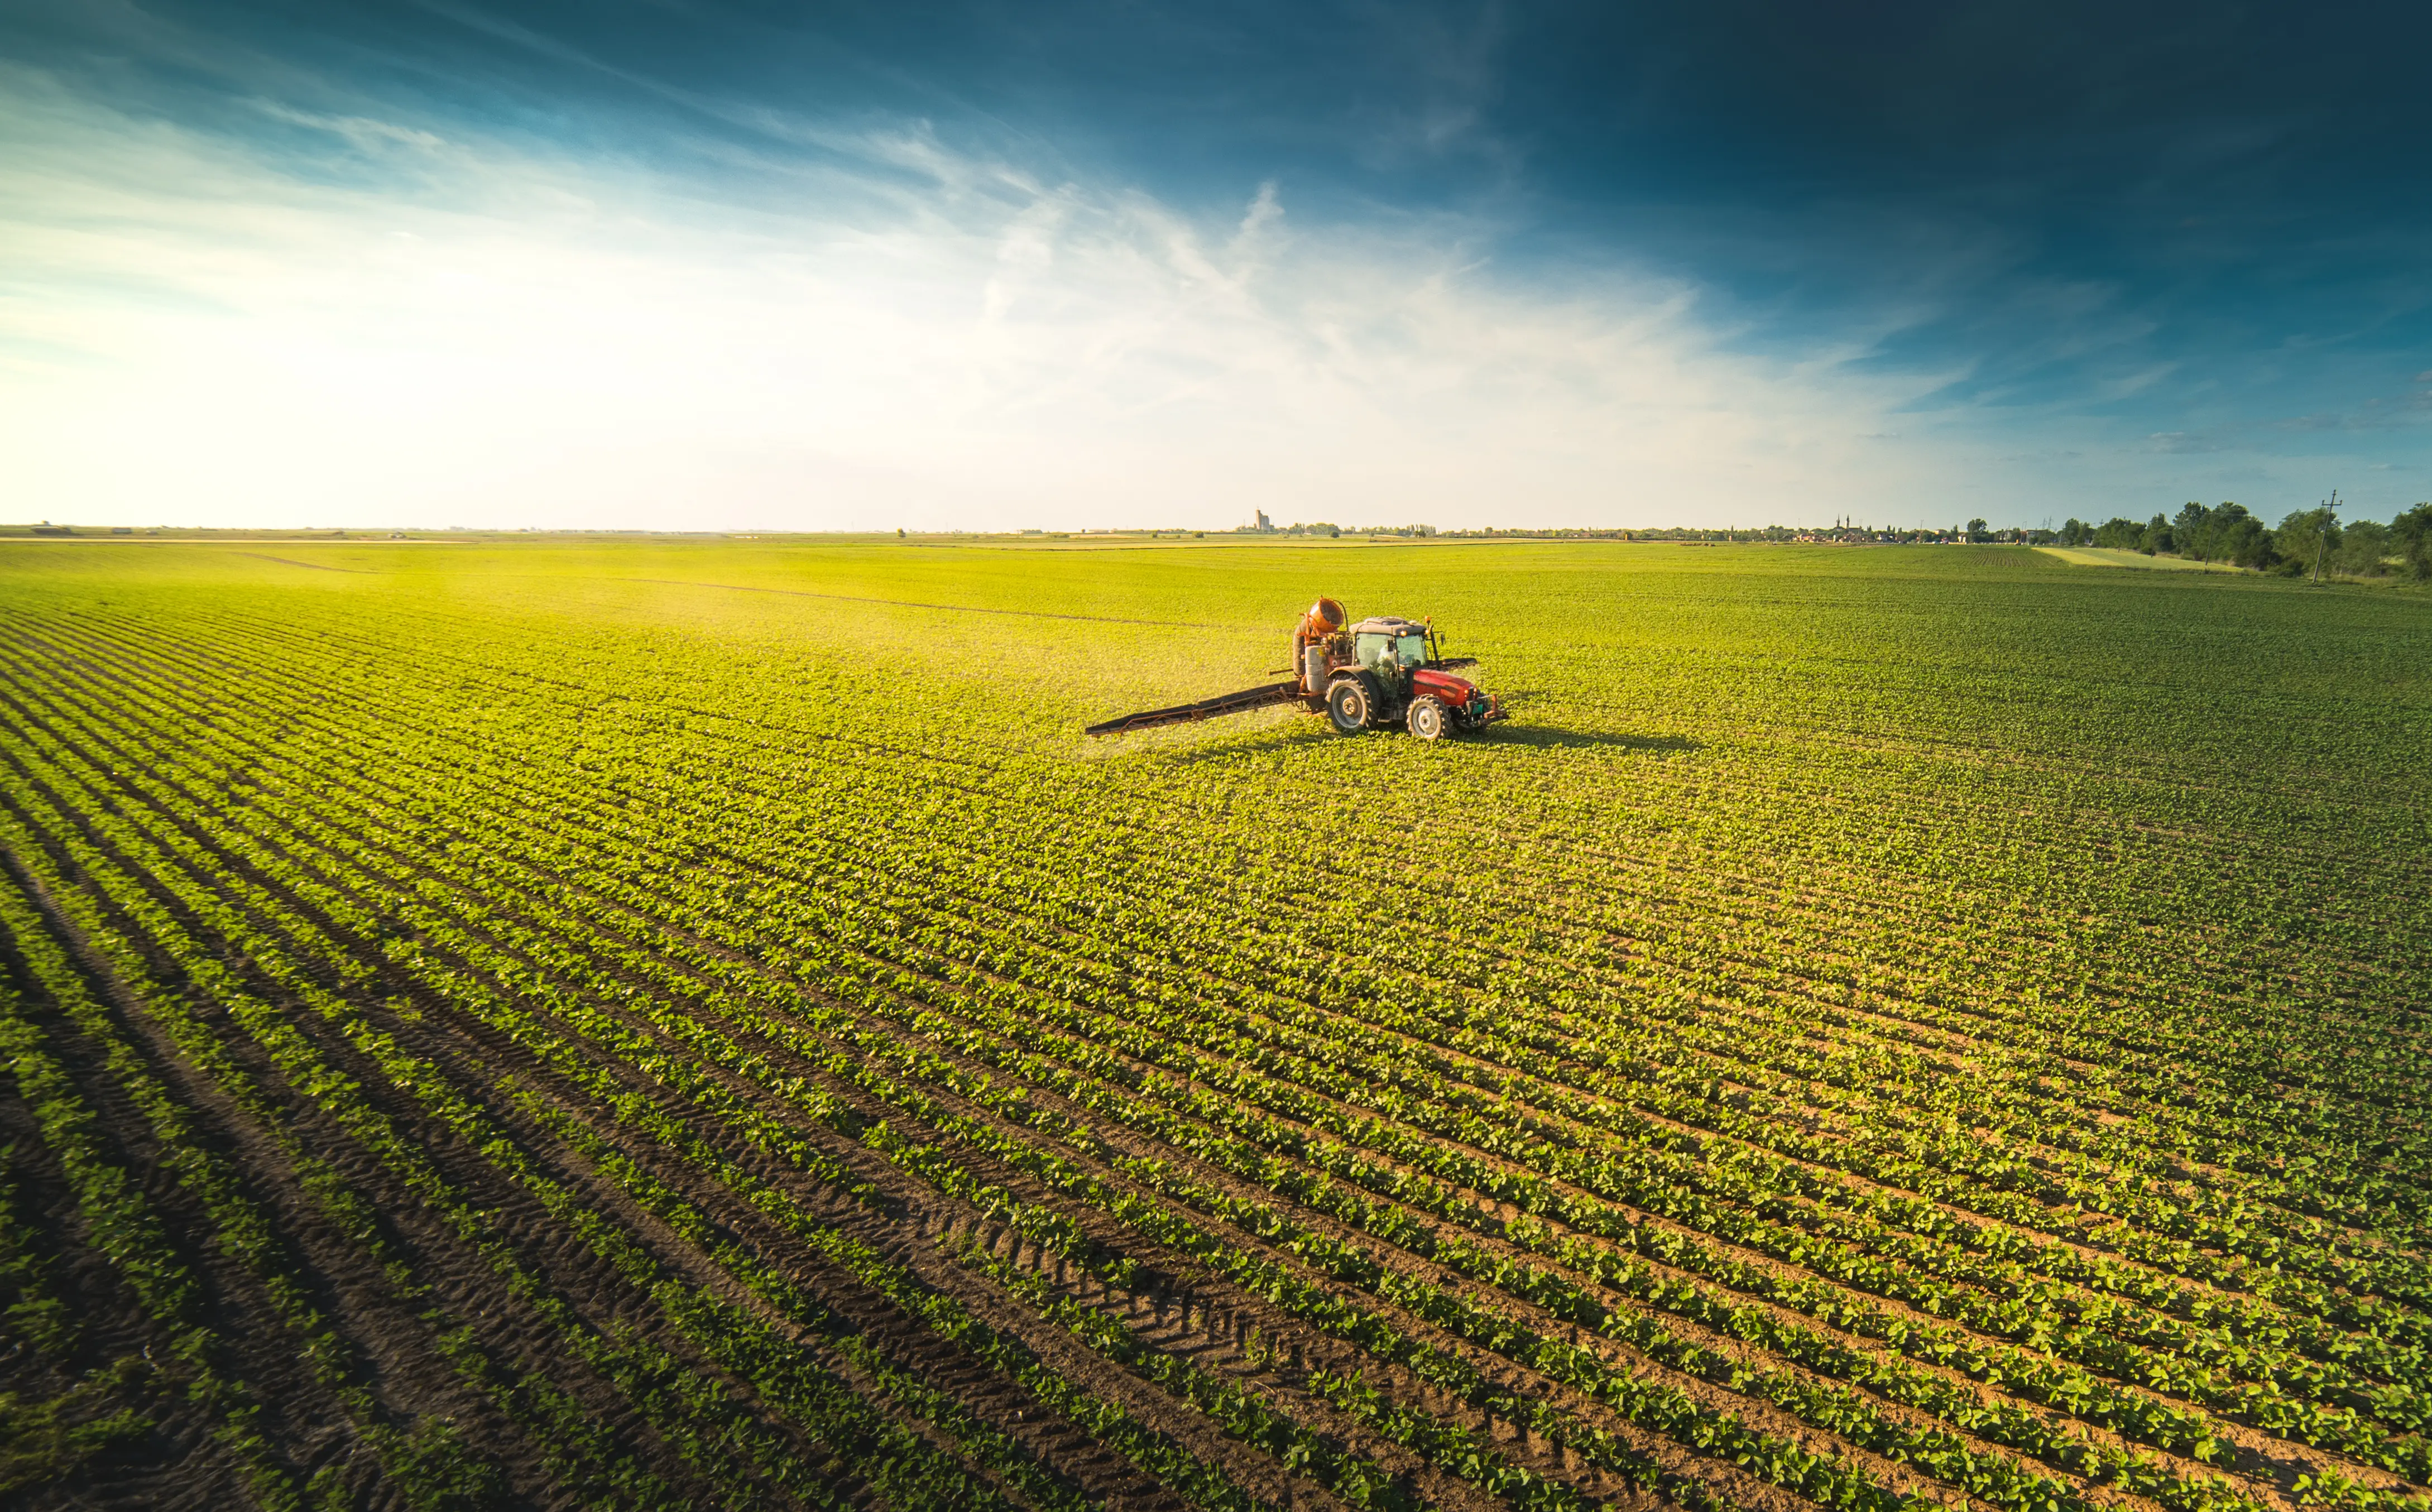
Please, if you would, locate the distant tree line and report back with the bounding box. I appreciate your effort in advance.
[2055,502,2432,579]
[1272,522,1441,537]
[1440,524,1947,543]
[1232,507,2432,574]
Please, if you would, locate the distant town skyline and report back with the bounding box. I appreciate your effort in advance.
[4,1,2429,531]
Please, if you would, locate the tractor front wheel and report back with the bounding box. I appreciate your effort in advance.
[1407,695,1449,741]
[1325,678,1371,735]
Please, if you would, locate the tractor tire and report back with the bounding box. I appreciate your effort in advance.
[1407,695,1450,741]
[1325,678,1371,735]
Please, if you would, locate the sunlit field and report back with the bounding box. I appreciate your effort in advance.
[2,535,2427,1512]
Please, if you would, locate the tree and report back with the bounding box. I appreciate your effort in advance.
[2092,516,2143,549]
[2059,517,2090,546]
[1965,517,1989,543]
[2178,502,2252,563]
[2224,513,2277,570]
[2333,519,2391,577]
[2393,503,2432,580]
[2275,505,2342,582]
[2138,513,2172,555]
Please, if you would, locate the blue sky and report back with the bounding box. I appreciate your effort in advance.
[4,0,2429,530]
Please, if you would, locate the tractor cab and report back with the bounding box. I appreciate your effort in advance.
[1351,616,1432,679]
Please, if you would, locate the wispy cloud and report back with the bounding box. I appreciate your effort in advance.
[7,1,2431,527]
[0,58,1971,530]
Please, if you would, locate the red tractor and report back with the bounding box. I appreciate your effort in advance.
[1086,597,1505,740]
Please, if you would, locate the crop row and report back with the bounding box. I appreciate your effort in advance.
[5,593,2426,1512]
[70,607,2427,1427]
[0,643,1497,1512]
[1,627,1881,1512]
[199,599,2432,1286]
[0,760,1226,1510]
[51,601,2424,1365]
[0,641,2334,1512]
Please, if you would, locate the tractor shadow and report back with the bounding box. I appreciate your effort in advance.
[1480,690,1702,755]
[1143,722,1340,767]
[1487,726,1702,755]
[1138,717,1701,765]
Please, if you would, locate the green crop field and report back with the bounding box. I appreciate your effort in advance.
[1,535,2427,1512]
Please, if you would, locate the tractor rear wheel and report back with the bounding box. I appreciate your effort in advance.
[1407,695,1449,741]
[1325,678,1371,734]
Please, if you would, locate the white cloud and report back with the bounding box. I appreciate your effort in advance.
[0,62,1970,530]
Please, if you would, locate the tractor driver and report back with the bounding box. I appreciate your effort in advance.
[1354,626,1428,679]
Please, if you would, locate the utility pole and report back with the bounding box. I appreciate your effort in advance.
[2313,488,2340,585]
